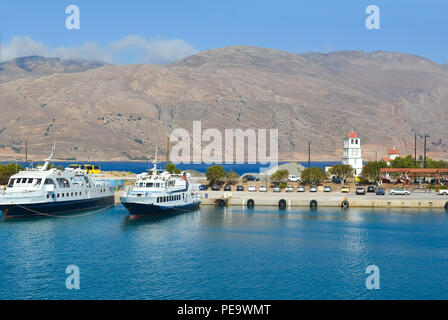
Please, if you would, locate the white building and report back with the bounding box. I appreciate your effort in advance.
[383,146,400,166]
[342,130,363,176]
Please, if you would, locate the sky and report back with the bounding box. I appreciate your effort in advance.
[0,0,447,64]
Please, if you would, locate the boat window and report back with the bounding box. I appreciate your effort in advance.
[45,178,55,185]
[139,183,144,187]
[35,179,42,185]
[47,194,50,199]
[155,183,160,188]
[146,182,153,187]
[57,178,70,188]
[52,194,55,198]
[7,179,15,187]
[57,193,60,198]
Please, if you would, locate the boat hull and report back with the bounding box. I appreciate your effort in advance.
[0,196,114,219]
[121,201,200,219]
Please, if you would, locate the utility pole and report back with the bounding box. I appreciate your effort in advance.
[25,141,28,169]
[308,141,311,168]
[424,135,429,168]
[166,136,170,166]
[375,150,378,187]
[414,132,417,166]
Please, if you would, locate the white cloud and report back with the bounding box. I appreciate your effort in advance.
[0,36,199,64]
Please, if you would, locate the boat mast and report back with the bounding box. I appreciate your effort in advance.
[152,146,158,177]
[41,142,55,171]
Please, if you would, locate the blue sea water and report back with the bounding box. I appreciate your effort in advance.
[3,161,340,176]
[0,206,447,300]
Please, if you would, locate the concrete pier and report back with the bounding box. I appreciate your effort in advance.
[199,191,448,209]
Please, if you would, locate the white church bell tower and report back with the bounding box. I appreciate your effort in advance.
[342,129,363,176]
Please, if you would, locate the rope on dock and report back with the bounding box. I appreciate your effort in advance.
[9,203,116,218]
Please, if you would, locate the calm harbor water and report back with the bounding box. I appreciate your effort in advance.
[0,206,447,300]
[4,161,340,176]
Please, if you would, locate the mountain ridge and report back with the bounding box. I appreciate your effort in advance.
[0,46,447,162]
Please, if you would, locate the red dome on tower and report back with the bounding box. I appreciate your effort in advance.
[347,130,358,138]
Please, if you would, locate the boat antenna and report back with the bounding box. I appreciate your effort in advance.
[41,142,55,171]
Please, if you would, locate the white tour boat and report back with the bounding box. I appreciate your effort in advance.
[120,153,201,219]
[0,147,114,219]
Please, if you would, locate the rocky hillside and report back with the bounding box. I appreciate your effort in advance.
[0,56,107,83]
[0,46,447,162]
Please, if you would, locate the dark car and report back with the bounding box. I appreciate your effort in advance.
[332,176,342,184]
[236,185,244,191]
[199,184,207,190]
[243,174,260,182]
[376,188,385,195]
[211,185,221,191]
[367,185,375,193]
[224,184,231,191]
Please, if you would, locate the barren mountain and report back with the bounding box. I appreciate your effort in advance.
[0,46,447,162]
[0,56,107,83]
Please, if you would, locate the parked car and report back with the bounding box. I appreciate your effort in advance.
[285,186,294,192]
[376,188,385,195]
[273,186,281,192]
[236,185,244,191]
[439,189,448,195]
[199,184,207,190]
[367,185,375,193]
[341,186,350,193]
[310,186,317,192]
[323,186,332,192]
[297,185,305,192]
[259,185,267,192]
[332,176,342,184]
[247,185,256,192]
[223,184,231,191]
[356,187,366,195]
[243,174,260,182]
[390,188,411,195]
[288,175,300,182]
[211,185,220,191]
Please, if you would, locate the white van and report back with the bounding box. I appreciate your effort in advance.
[288,175,300,182]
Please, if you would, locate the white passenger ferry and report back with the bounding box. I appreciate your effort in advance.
[0,147,114,219]
[120,155,201,219]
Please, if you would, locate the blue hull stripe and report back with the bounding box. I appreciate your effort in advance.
[0,196,115,218]
[122,201,200,217]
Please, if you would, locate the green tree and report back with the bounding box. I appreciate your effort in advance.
[301,167,327,185]
[390,155,417,168]
[165,163,181,174]
[270,169,289,184]
[359,160,388,182]
[425,158,448,169]
[225,169,239,185]
[0,163,24,185]
[329,164,354,182]
[206,165,227,185]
